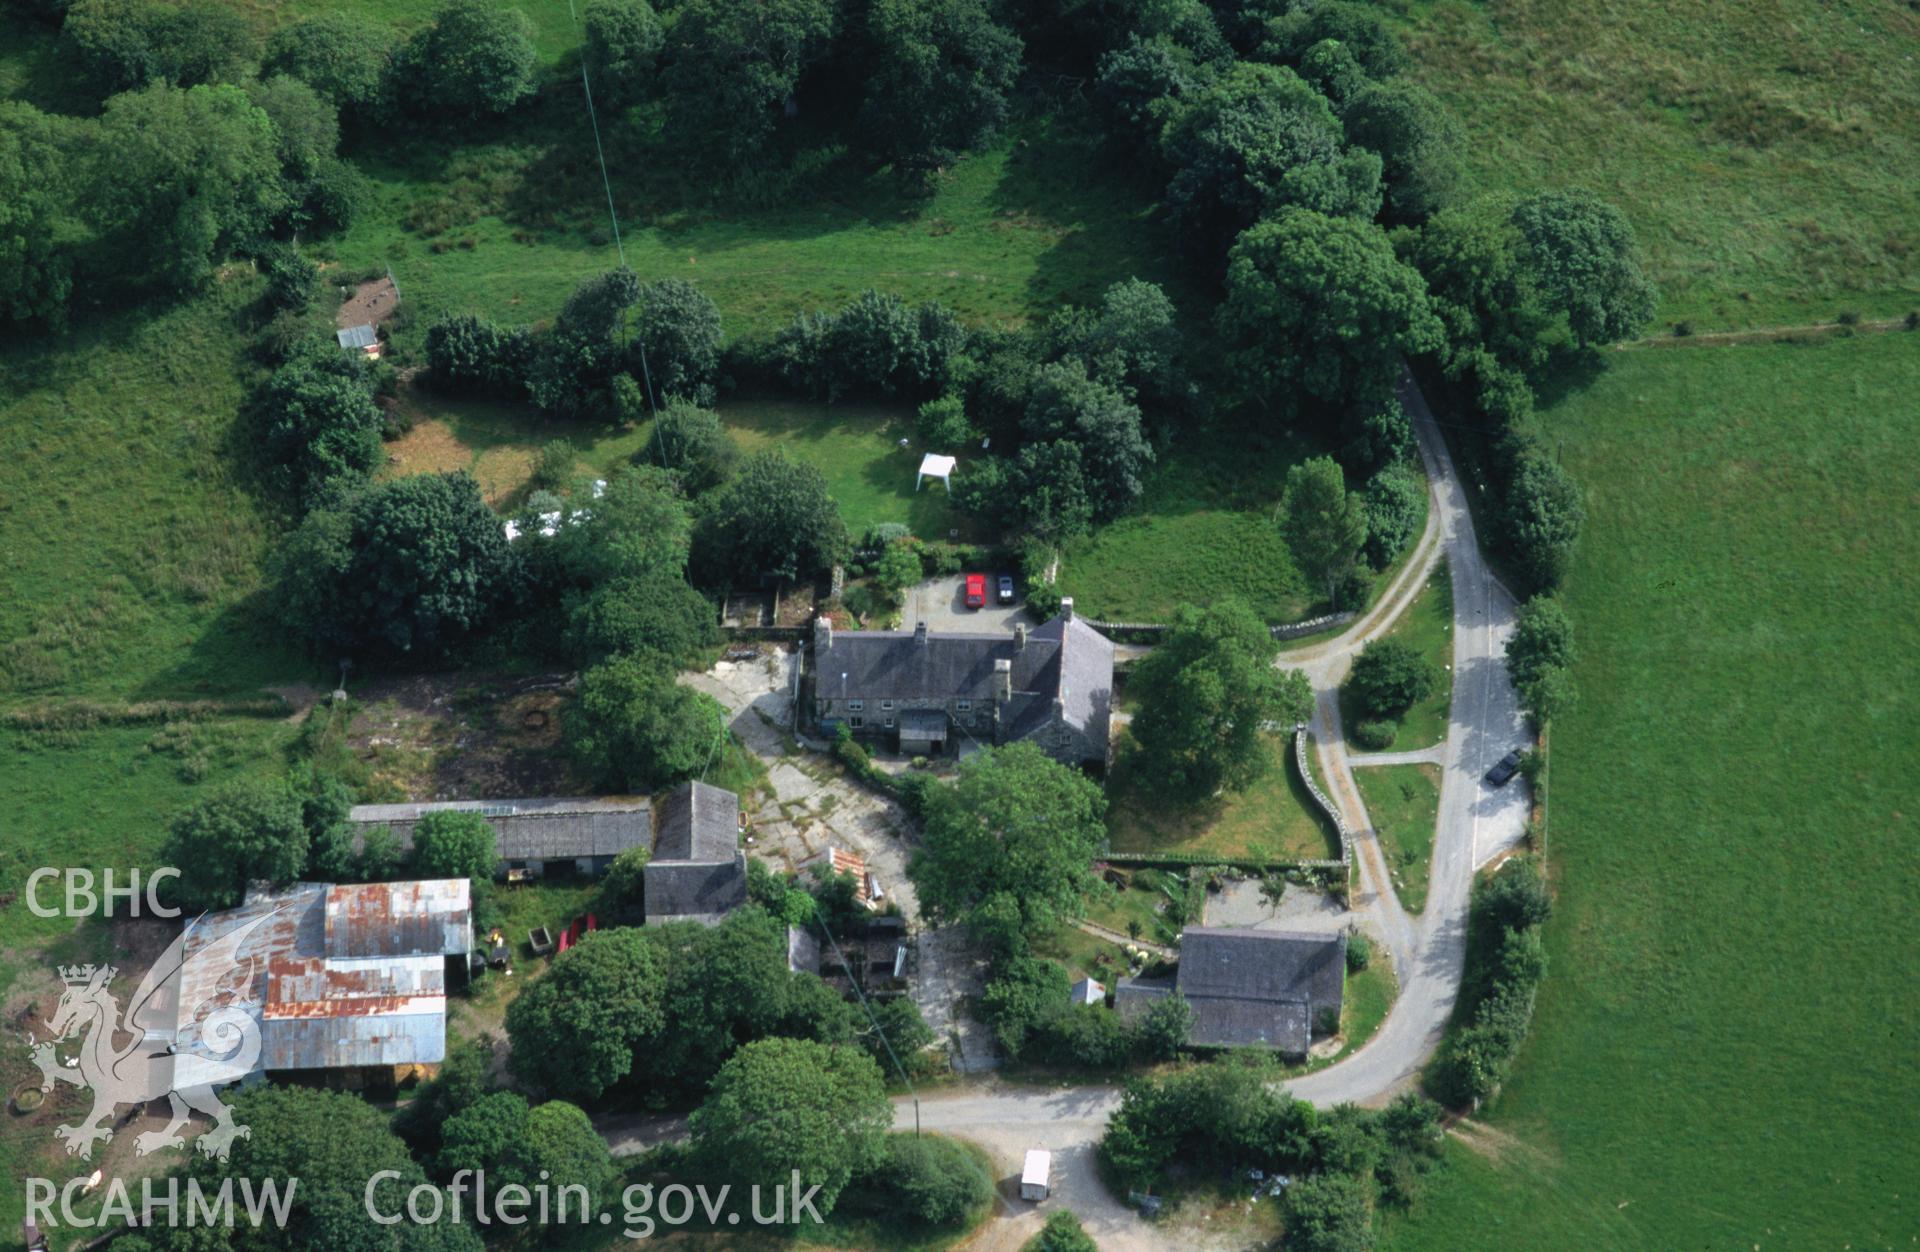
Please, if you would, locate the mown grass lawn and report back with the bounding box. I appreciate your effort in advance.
[1107,732,1342,864]
[1343,561,1452,752]
[1383,332,1919,1249]
[1350,763,1439,914]
[1392,0,1920,329]
[1055,429,1323,624]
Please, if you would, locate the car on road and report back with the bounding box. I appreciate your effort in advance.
[1484,750,1524,787]
[997,574,1015,604]
[964,573,986,609]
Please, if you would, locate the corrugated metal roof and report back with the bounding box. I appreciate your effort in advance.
[325,880,472,958]
[172,880,469,1073]
[336,324,377,349]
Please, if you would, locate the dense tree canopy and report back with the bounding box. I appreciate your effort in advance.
[505,928,668,1101]
[410,809,501,883]
[65,0,254,96]
[1401,201,1555,378]
[1021,358,1153,521]
[162,778,308,910]
[660,0,837,165]
[0,104,77,325]
[1502,440,1585,593]
[564,654,727,791]
[274,471,515,659]
[582,0,662,109]
[1160,63,1381,262]
[1506,594,1576,723]
[1511,189,1657,347]
[691,448,847,585]
[640,401,740,495]
[631,277,724,406]
[1220,209,1442,415]
[255,339,384,502]
[1129,598,1313,799]
[263,12,397,110]
[858,0,1022,174]
[1347,638,1437,718]
[909,742,1108,954]
[690,1038,892,1217]
[88,83,286,291]
[1341,78,1461,223]
[396,0,539,118]
[1363,461,1425,569]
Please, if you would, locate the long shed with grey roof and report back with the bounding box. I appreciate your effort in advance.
[1116,927,1346,1055]
[348,797,651,878]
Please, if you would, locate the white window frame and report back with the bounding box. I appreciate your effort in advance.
[848,699,865,711]
[955,699,972,712]
[849,715,865,729]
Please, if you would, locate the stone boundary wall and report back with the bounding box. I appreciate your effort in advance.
[1294,724,1354,867]
[1084,611,1354,643]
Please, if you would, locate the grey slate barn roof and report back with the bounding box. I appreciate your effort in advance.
[1115,927,1346,1055]
[645,782,748,925]
[816,613,1114,760]
[347,797,652,864]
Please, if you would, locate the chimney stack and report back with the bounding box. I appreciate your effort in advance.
[993,658,1012,704]
[1014,622,1028,652]
[1060,597,1075,623]
[914,620,928,645]
[814,615,833,652]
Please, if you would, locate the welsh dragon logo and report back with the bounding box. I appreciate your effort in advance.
[26,912,275,1161]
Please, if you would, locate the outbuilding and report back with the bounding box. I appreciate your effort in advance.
[1020,1149,1052,1201]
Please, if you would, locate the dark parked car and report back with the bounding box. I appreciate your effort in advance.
[1484,750,1524,787]
[997,574,1015,604]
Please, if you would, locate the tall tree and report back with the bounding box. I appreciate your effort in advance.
[162,779,308,911]
[505,928,668,1102]
[858,0,1022,175]
[909,742,1108,954]
[564,654,727,792]
[690,1038,891,1218]
[691,448,847,586]
[1159,62,1380,262]
[659,0,836,165]
[1279,456,1368,609]
[1021,358,1153,521]
[64,0,254,95]
[410,810,502,883]
[582,0,662,109]
[1128,598,1313,799]
[1400,200,1555,377]
[0,102,77,326]
[1219,209,1441,415]
[1511,189,1657,347]
[397,0,538,118]
[262,12,397,111]
[87,83,286,291]
[273,471,515,660]
[1341,78,1461,224]
[631,278,724,406]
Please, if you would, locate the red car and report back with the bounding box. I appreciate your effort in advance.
[964,573,987,609]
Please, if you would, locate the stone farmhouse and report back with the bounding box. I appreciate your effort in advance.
[1115,927,1347,1057]
[809,599,1114,768]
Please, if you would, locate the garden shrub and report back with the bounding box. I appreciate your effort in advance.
[1352,719,1395,750]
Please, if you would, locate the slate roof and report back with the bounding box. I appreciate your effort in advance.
[645,782,747,924]
[173,880,471,1073]
[816,613,1113,758]
[653,782,740,862]
[347,798,652,863]
[1114,928,1346,1055]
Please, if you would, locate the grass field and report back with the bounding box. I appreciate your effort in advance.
[329,109,1175,347]
[0,279,310,703]
[1350,763,1439,913]
[1344,561,1452,752]
[1394,0,1920,329]
[1108,732,1343,864]
[1055,431,1324,624]
[1383,331,1919,1248]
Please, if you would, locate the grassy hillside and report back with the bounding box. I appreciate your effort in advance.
[0,280,309,701]
[1385,331,1919,1247]
[1394,0,1920,329]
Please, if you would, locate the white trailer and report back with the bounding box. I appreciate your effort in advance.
[1020,1149,1052,1201]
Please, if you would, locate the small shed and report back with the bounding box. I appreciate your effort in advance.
[1069,976,1105,1006]
[336,324,380,358]
[915,452,956,492]
[1020,1149,1052,1201]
